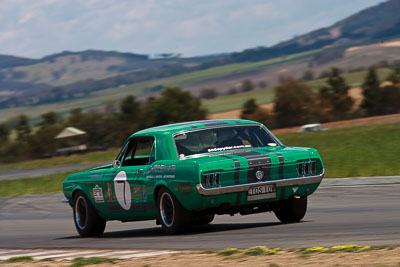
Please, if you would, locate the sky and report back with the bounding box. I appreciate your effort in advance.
[0,0,385,59]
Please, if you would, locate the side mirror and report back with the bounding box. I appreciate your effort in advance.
[113,160,121,169]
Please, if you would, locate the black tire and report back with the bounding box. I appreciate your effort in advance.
[274,196,307,223]
[195,213,215,225]
[157,187,193,234]
[73,191,106,237]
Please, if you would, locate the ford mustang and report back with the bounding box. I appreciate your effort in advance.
[62,119,324,236]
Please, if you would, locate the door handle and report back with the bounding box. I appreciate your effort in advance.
[137,169,143,174]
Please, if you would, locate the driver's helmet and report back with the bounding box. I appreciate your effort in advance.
[216,128,236,144]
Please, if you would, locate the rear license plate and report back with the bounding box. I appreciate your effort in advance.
[247,184,276,201]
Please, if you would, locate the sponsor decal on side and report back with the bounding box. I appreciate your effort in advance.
[146,164,176,179]
[105,182,114,202]
[93,185,104,203]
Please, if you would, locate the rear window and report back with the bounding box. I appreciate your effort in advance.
[174,125,280,157]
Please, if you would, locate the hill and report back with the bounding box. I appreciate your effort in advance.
[222,0,400,63]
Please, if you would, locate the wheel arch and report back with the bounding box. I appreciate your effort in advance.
[153,182,169,204]
[71,185,88,207]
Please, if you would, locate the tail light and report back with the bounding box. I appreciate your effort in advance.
[215,172,220,185]
[209,173,214,186]
[202,174,208,187]
[311,161,316,174]
[298,162,303,175]
[304,162,310,174]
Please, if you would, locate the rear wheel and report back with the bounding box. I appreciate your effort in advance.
[157,188,193,234]
[274,196,307,223]
[73,191,106,237]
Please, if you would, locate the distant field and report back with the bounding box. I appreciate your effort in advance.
[279,122,400,178]
[0,50,319,122]
[306,68,392,89]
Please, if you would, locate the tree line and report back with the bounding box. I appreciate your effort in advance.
[241,66,400,129]
[0,88,206,163]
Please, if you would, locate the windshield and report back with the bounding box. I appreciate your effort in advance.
[174,125,281,157]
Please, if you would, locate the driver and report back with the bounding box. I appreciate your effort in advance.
[216,128,239,147]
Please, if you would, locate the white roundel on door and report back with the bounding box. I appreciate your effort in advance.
[113,171,131,210]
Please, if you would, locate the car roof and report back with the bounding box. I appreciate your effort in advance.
[130,119,260,137]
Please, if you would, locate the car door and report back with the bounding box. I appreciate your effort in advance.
[102,136,156,220]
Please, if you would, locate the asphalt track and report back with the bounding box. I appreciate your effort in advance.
[1,177,399,250]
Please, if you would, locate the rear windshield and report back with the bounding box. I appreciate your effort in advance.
[174,125,280,157]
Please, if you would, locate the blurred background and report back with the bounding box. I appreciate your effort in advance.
[1,0,400,196]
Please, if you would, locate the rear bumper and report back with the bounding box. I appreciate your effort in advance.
[196,169,324,196]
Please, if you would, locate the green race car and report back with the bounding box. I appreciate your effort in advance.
[62,119,324,236]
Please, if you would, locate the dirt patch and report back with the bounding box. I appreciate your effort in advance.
[209,103,274,120]
[1,248,399,267]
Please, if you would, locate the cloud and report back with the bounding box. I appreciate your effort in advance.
[0,0,385,58]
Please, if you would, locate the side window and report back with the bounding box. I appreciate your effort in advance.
[122,137,155,166]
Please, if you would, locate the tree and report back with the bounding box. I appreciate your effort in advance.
[361,67,381,116]
[15,114,31,143]
[241,99,258,118]
[0,124,10,143]
[40,111,60,126]
[140,87,207,128]
[258,80,268,89]
[274,78,317,128]
[241,80,254,92]
[301,70,314,81]
[227,88,237,95]
[319,67,354,120]
[68,108,83,127]
[200,88,218,99]
[120,95,140,120]
[379,84,400,114]
[387,67,400,84]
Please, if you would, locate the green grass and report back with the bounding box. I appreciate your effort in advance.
[70,257,117,267]
[294,245,375,255]
[277,122,400,178]
[0,170,82,197]
[0,148,119,170]
[4,256,34,262]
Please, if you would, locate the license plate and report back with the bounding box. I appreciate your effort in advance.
[247,184,276,201]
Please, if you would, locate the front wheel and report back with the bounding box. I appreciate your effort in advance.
[274,196,307,223]
[157,188,193,234]
[73,191,106,237]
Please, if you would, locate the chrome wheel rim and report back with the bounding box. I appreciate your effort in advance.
[75,196,88,230]
[160,192,174,227]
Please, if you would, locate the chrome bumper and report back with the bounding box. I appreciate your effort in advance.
[196,169,325,196]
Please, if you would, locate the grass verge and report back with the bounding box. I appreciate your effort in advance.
[4,256,34,262]
[278,122,400,178]
[0,148,119,170]
[70,257,117,267]
[0,170,83,197]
